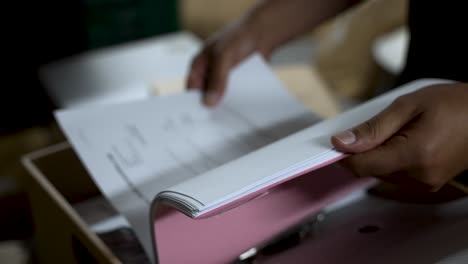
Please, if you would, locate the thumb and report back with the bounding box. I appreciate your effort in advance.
[331,97,420,153]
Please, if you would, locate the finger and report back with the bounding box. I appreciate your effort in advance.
[203,52,234,107]
[332,96,422,153]
[186,50,208,90]
[346,124,448,192]
[341,134,412,178]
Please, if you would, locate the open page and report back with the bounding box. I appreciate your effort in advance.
[55,54,320,260]
[158,78,452,218]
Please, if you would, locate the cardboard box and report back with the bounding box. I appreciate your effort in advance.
[21,143,121,263]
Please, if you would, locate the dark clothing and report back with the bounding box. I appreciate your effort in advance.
[1,0,86,134]
[399,1,468,186]
[398,1,468,84]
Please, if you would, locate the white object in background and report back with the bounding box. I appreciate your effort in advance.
[39,31,201,109]
[372,27,409,75]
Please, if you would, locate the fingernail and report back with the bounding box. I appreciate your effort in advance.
[205,91,219,106]
[333,130,356,145]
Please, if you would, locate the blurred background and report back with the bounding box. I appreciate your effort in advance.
[1,0,408,262]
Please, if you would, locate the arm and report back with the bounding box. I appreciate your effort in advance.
[187,0,360,106]
[246,0,360,55]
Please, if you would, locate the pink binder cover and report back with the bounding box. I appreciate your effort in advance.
[152,163,373,264]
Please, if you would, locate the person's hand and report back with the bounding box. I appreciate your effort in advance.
[331,83,468,191]
[186,18,272,107]
[186,0,358,107]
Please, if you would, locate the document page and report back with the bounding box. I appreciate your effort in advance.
[55,54,320,260]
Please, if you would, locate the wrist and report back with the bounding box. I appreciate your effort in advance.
[242,0,297,57]
[240,8,276,57]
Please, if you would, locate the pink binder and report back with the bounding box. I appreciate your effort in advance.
[152,163,373,263]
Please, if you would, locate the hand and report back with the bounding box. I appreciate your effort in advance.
[187,0,357,107]
[186,18,272,107]
[331,83,468,191]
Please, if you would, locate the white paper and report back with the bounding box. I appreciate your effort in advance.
[55,54,320,261]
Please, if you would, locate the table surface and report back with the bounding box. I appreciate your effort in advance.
[260,191,468,264]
